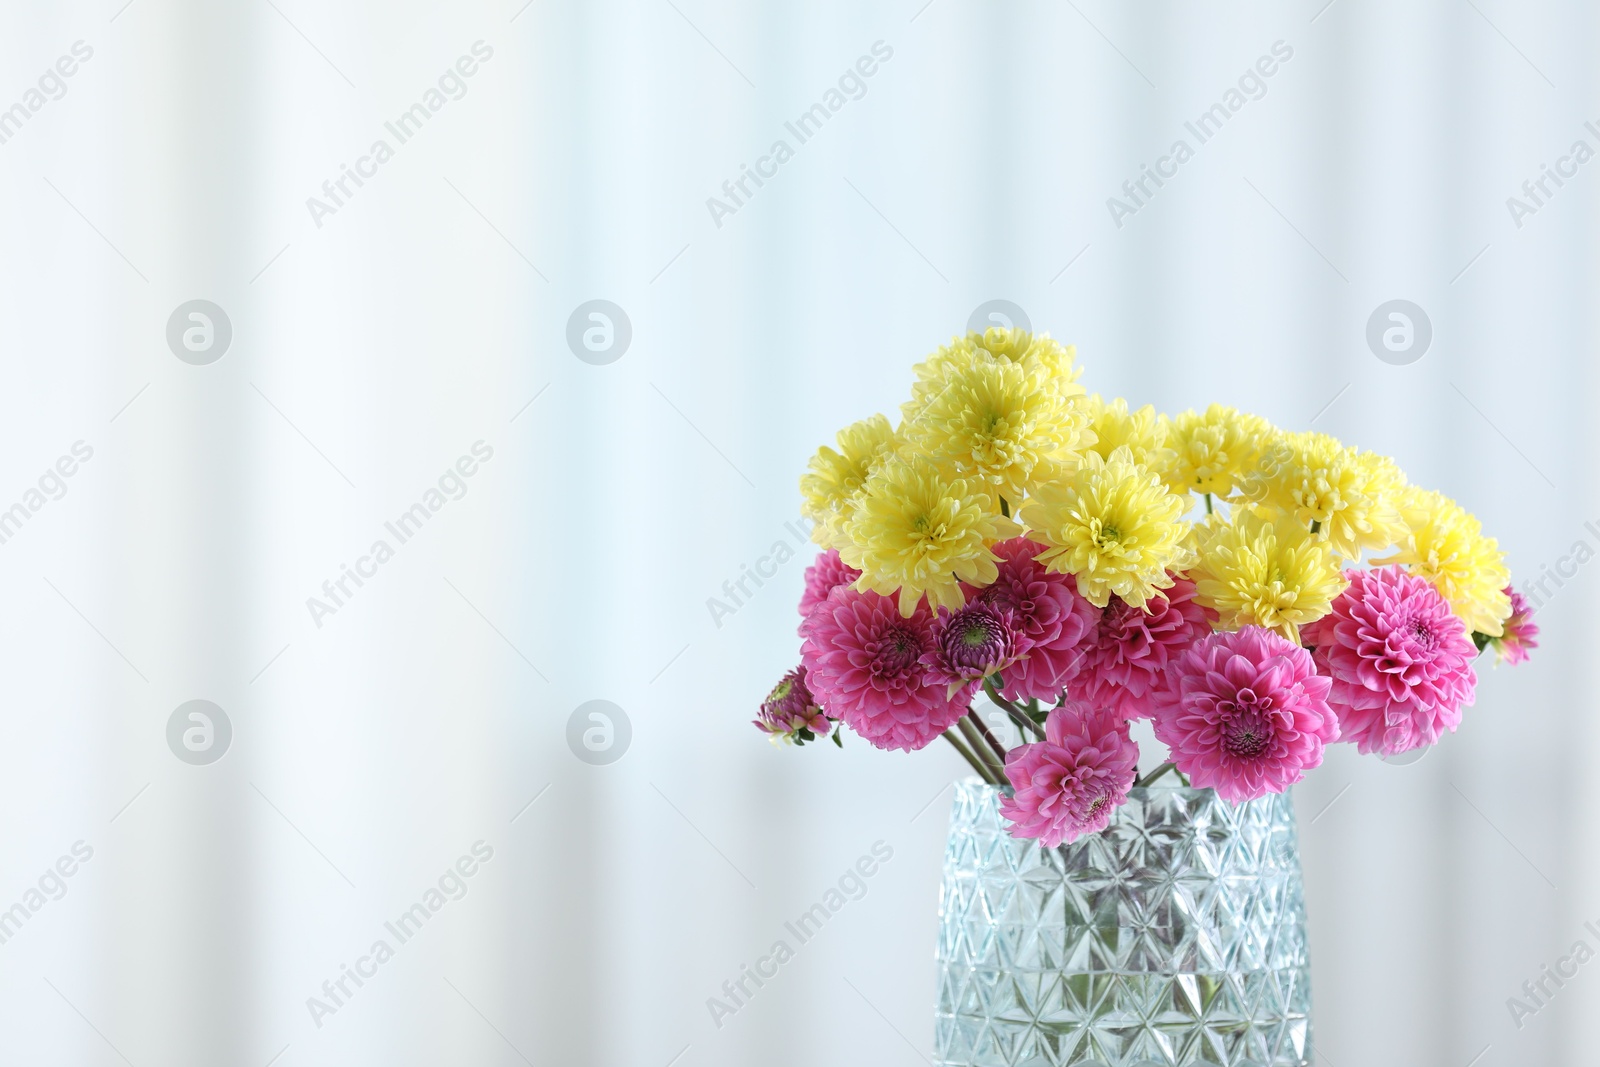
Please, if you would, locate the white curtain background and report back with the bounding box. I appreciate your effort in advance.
[0,1,1593,1064]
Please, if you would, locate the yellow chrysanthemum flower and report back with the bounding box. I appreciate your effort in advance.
[901,357,1090,505]
[1165,404,1276,498]
[1189,510,1347,640]
[1084,395,1175,471]
[1019,447,1193,609]
[841,455,1020,617]
[905,328,1085,418]
[799,414,897,550]
[971,326,1083,390]
[1374,487,1512,635]
[1239,432,1408,560]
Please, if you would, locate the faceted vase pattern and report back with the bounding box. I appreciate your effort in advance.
[935,781,1312,1067]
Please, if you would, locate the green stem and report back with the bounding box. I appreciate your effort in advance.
[1204,493,1214,515]
[1004,708,1040,744]
[1136,762,1180,788]
[999,495,1010,518]
[967,708,1008,764]
[942,730,994,782]
[958,716,1006,783]
[983,677,1044,740]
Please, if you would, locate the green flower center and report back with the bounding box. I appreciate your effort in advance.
[960,623,990,648]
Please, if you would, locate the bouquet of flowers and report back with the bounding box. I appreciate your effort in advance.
[756,327,1538,847]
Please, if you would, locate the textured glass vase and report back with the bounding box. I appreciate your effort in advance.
[935,780,1312,1067]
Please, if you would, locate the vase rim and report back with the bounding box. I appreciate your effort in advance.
[950,776,1290,804]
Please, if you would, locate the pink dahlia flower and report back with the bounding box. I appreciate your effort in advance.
[753,667,832,744]
[1066,576,1214,719]
[1151,626,1337,803]
[800,586,972,752]
[1489,585,1539,667]
[798,549,862,624]
[969,537,1097,703]
[923,602,1018,691]
[1302,566,1477,757]
[999,701,1139,847]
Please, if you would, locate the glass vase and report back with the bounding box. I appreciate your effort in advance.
[934,780,1313,1066]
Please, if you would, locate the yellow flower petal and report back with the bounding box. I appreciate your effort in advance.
[1019,447,1192,609]
[1164,404,1275,498]
[901,355,1091,505]
[1238,431,1408,560]
[1374,486,1512,635]
[799,414,897,550]
[1189,509,1347,640]
[840,455,1019,617]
